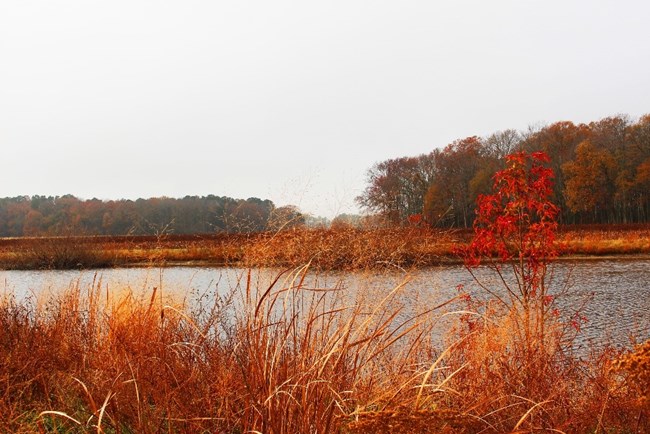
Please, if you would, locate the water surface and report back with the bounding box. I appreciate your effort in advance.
[1,259,647,349]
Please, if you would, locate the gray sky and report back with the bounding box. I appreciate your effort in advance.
[1,0,648,218]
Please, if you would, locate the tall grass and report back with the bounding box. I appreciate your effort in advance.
[1,225,650,271]
[15,236,117,269]
[0,264,647,432]
[0,266,454,432]
[0,228,459,270]
[558,225,650,256]
[238,227,458,270]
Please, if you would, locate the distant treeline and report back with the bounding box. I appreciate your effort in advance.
[0,195,305,237]
[357,114,650,227]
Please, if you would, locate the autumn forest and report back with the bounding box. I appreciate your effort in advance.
[0,195,304,237]
[357,114,650,227]
[1,114,648,238]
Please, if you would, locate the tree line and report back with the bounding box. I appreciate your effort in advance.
[357,114,650,226]
[0,195,305,237]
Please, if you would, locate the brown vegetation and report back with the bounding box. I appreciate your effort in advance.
[0,224,649,271]
[558,224,650,256]
[0,265,647,433]
[0,267,441,432]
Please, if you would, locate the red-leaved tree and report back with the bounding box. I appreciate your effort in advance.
[459,151,560,361]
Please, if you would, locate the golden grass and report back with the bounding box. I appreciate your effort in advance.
[612,340,650,410]
[558,226,650,256]
[0,225,648,271]
[0,228,460,271]
[0,265,647,432]
[0,266,442,432]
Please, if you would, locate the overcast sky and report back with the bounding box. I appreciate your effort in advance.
[1,0,648,218]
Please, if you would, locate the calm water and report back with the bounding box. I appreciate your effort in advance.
[1,259,648,349]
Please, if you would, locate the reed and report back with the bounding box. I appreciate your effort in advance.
[0,265,646,432]
[8,235,117,269]
[238,227,458,270]
[0,225,649,271]
[0,266,453,432]
[558,225,650,256]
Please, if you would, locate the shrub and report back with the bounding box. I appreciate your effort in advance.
[14,236,115,269]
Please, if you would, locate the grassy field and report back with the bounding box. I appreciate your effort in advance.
[0,224,649,271]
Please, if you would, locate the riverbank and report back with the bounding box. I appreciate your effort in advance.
[0,264,647,432]
[0,224,649,270]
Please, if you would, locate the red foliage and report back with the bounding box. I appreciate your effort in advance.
[460,151,559,297]
[464,152,558,257]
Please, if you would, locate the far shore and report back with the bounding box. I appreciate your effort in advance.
[1,224,649,271]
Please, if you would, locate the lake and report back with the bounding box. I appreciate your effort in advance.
[1,258,648,350]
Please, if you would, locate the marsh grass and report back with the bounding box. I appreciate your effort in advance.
[0,264,647,432]
[8,236,117,269]
[0,265,462,433]
[558,224,650,256]
[0,225,649,271]
[0,228,461,271]
[238,227,459,270]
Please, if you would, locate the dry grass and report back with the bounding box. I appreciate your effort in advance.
[8,236,117,269]
[0,228,460,271]
[438,304,649,433]
[0,225,649,271]
[558,224,650,256]
[0,266,447,433]
[237,227,459,270]
[0,264,647,432]
[612,340,650,412]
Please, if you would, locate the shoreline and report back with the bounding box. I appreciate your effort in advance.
[0,226,649,270]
